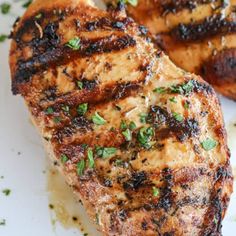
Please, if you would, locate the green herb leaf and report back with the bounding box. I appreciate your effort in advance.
[184,101,190,109]
[22,0,32,8]
[137,127,154,149]
[53,116,62,124]
[201,138,217,151]
[61,154,68,164]
[152,187,159,197]
[77,81,83,90]
[140,113,148,123]
[45,107,54,114]
[92,112,106,125]
[122,129,132,141]
[120,120,127,130]
[87,148,94,168]
[62,105,70,113]
[0,34,7,42]
[169,97,177,103]
[1,3,11,14]
[35,13,42,19]
[153,87,166,94]
[0,219,6,226]
[171,80,194,96]
[129,121,136,130]
[96,147,117,158]
[77,103,88,116]
[77,160,85,176]
[120,0,138,6]
[66,37,81,50]
[173,112,183,122]
[2,189,11,196]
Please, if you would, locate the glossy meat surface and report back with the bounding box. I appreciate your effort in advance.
[108,0,236,100]
[9,0,233,235]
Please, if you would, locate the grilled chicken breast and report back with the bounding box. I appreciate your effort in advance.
[106,0,236,100]
[9,0,233,235]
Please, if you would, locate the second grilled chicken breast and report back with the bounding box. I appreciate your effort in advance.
[9,0,232,235]
[107,0,236,100]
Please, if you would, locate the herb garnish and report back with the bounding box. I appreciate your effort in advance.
[137,127,154,149]
[171,80,194,96]
[45,107,54,114]
[152,187,159,197]
[122,129,132,141]
[96,147,117,158]
[53,116,62,124]
[153,87,166,94]
[92,112,106,125]
[61,154,68,164]
[77,81,83,90]
[120,120,127,130]
[169,97,177,103]
[77,160,85,176]
[66,37,81,50]
[77,103,88,116]
[2,189,11,196]
[87,148,94,168]
[0,219,6,226]
[0,34,7,42]
[35,13,42,19]
[120,0,138,6]
[173,112,183,122]
[1,3,10,14]
[22,0,32,8]
[129,121,136,130]
[62,105,70,113]
[140,113,148,123]
[201,138,217,151]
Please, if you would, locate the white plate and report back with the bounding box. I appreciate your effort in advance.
[0,1,235,235]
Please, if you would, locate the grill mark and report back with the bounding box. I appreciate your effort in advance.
[169,14,236,42]
[160,0,217,15]
[200,48,236,86]
[12,34,136,94]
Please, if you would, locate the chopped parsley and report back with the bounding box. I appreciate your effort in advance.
[173,112,183,122]
[152,187,159,197]
[77,160,85,176]
[35,13,42,19]
[1,3,11,14]
[153,87,166,94]
[96,147,117,158]
[122,129,132,141]
[62,105,70,113]
[140,113,148,123]
[87,148,94,168]
[201,138,217,151]
[92,112,106,125]
[120,120,127,130]
[22,0,32,8]
[184,101,190,109]
[77,103,88,116]
[0,34,7,42]
[0,219,6,226]
[137,127,154,149]
[2,189,11,196]
[53,116,62,124]
[77,81,83,90]
[129,121,136,130]
[45,107,54,114]
[171,80,194,96]
[169,97,177,103]
[66,37,81,50]
[61,154,68,164]
[120,0,138,6]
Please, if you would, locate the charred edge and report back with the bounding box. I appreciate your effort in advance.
[12,34,136,94]
[161,0,217,15]
[170,14,236,42]
[200,163,233,235]
[85,17,134,32]
[147,106,200,142]
[200,48,236,86]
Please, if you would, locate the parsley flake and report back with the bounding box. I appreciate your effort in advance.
[1,3,11,14]
[153,87,166,94]
[92,112,106,125]
[66,37,81,50]
[152,187,159,197]
[122,129,132,141]
[77,160,85,176]
[173,112,183,122]
[0,34,8,42]
[87,148,94,168]
[2,189,11,196]
[0,219,6,226]
[61,154,68,164]
[96,147,117,158]
[77,103,88,116]
[201,138,217,151]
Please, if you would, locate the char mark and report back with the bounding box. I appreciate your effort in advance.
[12,34,136,94]
[201,48,236,86]
[170,14,236,42]
[161,0,217,15]
[147,106,200,142]
[123,171,147,190]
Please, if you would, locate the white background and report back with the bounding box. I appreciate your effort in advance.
[0,0,235,235]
